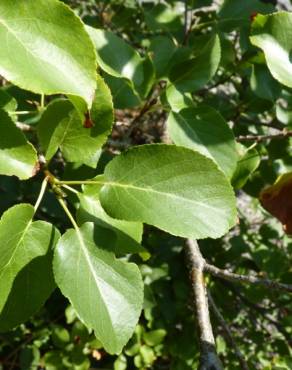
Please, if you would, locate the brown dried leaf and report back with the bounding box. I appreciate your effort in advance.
[260,172,292,234]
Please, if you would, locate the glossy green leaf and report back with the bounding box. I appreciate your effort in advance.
[0,0,97,109]
[167,106,238,178]
[0,109,38,179]
[169,34,221,92]
[87,27,144,87]
[99,145,237,239]
[0,204,60,331]
[77,181,145,255]
[53,222,143,354]
[250,12,292,89]
[37,76,113,167]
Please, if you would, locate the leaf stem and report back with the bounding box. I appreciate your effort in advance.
[57,180,104,185]
[9,111,33,115]
[57,197,79,232]
[40,94,45,110]
[34,176,49,213]
[60,184,80,195]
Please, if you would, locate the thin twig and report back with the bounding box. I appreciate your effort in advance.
[204,263,292,293]
[208,291,249,370]
[237,130,292,142]
[124,97,157,140]
[185,239,223,370]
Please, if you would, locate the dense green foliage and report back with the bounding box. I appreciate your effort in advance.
[0,0,291,369]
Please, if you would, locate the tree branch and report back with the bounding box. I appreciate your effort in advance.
[204,263,292,293]
[208,291,249,370]
[185,239,223,370]
[237,130,292,142]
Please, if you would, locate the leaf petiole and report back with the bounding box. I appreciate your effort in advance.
[57,197,79,232]
[57,180,104,186]
[60,184,79,195]
[34,176,49,213]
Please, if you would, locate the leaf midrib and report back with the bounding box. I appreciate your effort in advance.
[102,180,229,215]
[74,228,117,345]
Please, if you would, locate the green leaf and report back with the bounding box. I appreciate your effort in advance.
[167,106,238,178]
[231,144,261,189]
[0,89,17,112]
[77,181,145,255]
[114,354,127,370]
[149,36,176,79]
[53,222,143,354]
[0,0,97,109]
[37,75,113,167]
[51,326,70,349]
[135,55,155,99]
[169,34,221,92]
[250,12,292,89]
[143,329,167,346]
[105,74,142,109]
[219,0,274,30]
[99,144,237,239]
[0,204,60,331]
[0,109,37,179]
[250,64,281,102]
[165,84,194,112]
[145,3,183,32]
[87,27,144,87]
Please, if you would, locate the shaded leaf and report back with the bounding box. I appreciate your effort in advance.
[145,3,183,32]
[0,89,17,112]
[105,74,142,109]
[169,34,221,92]
[0,204,60,331]
[77,180,145,255]
[232,144,261,190]
[149,36,176,79]
[250,64,281,102]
